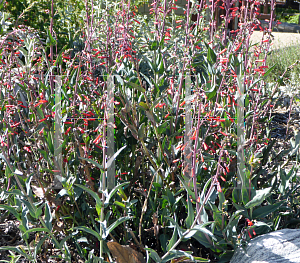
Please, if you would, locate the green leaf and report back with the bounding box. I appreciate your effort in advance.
[177,175,196,200]
[158,57,164,74]
[167,225,177,251]
[0,154,14,173]
[165,216,184,238]
[207,86,216,100]
[114,201,126,208]
[79,157,104,171]
[149,40,159,51]
[59,232,78,249]
[185,195,194,229]
[34,235,48,258]
[46,29,57,46]
[218,191,226,211]
[245,187,272,209]
[23,228,50,237]
[37,149,51,164]
[263,63,277,79]
[54,45,67,67]
[20,199,37,219]
[223,210,242,241]
[102,216,131,238]
[46,132,54,155]
[252,201,284,219]
[232,188,241,203]
[242,187,250,206]
[157,121,169,134]
[0,246,31,260]
[104,182,130,207]
[44,202,52,231]
[145,248,161,262]
[138,123,145,140]
[188,222,215,240]
[5,165,12,179]
[162,250,207,263]
[106,145,127,169]
[75,184,103,208]
[192,231,214,249]
[126,81,145,93]
[205,43,217,64]
[35,204,43,219]
[139,101,149,110]
[115,74,124,85]
[0,205,21,220]
[74,226,101,241]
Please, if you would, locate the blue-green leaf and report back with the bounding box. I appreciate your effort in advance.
[0,205,21,220]
[245,187,272,209]
[102,216,131,239]
[167,225,177,251]
[75,184,103,208]
[252,201,284,219]
[126,81,145,93]
[145,248,161,262]
[23,228,50,237]
[44,202,52,231]
[104,182,130,207]
[185,195,194,229]
[79,157,104,171]
[0,246,31,259]
[74,226,101,241]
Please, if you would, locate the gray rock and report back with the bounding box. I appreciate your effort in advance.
[230,228,300,263]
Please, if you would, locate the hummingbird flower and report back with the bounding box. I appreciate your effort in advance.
[246,218,256,238]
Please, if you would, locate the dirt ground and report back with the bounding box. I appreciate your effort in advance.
[250,31,300,50]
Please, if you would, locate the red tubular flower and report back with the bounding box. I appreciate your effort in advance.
[246,218,254,226]
[65,127,72,135]
[34,102,42,107]
[217,182,222,192]
[219,48,227,55]
[78,127,85,134]
[11,122,20,128]
[39,128,44,135]
[39,117,47,123]
[248,230,252,238]
[23,146,32,153]
[220,175,226,182]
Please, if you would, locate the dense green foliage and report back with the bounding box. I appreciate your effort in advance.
[0,0,300,263]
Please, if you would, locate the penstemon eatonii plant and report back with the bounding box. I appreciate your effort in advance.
[1,0,293,262]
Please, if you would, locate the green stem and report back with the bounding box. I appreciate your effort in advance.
[140,140,165,183]
[161,177,218,260]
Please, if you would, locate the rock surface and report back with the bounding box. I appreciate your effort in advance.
[230,228,300,263]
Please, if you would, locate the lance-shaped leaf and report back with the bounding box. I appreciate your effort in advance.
[102,216,131,239]
[75,184,103,208]
[245,187,272,209]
